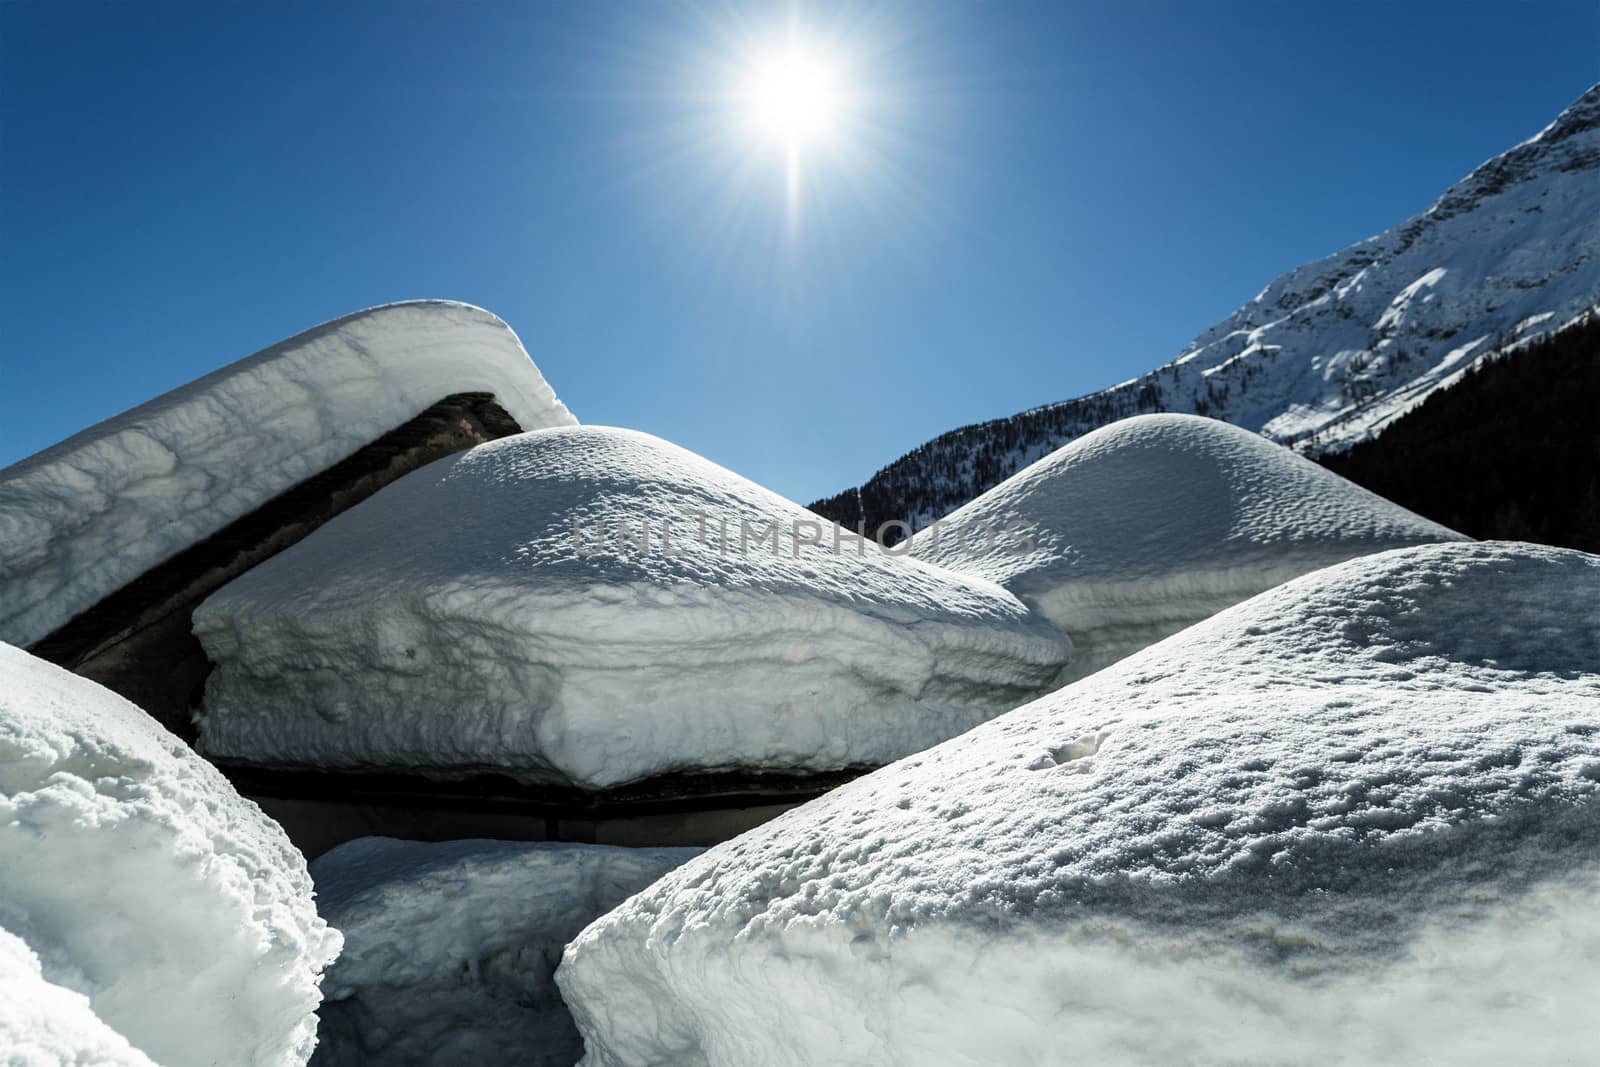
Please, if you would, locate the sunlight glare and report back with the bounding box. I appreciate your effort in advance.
[742,42,846,153]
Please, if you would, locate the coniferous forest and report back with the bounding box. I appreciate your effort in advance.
[1321,312,1600,552]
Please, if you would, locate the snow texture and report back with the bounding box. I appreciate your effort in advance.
[911,414,1466,680]
[0,928,157,1067]
[0,641,341,1067]
[0,300,575,648]
[559,541,1600,1067]
[310,838,698,1067]
[194,426,1070,788]
[823,84,1600,529]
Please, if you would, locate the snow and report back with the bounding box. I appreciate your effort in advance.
[0,928,158,1067]
[0,640,341,1067]
[0,300,575,648]
[310,837,698,1067]
[911,414,1465,680]
[194,426,1070,789]
[557,541,1600,1067]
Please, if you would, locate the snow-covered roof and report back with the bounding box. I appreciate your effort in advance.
[0,640,340,1067]
[0,300,575,648]
[558,541,1600,1067]
[194,426,1071,789]
[911,413,1466,679]
[312,837,697,1066]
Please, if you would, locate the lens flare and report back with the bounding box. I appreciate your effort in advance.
[741,42,845,152]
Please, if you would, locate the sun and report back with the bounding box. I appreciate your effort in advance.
[740,41,846,153]
[697,20,894,229]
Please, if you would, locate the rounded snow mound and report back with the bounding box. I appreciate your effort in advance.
[910,413,1466,680]
[558,542,1600,1067]
[0,928,157,1067]
[0,299,575,648]
[195,426,1070,789]
[311,837,698,1067]
[0,641,341,1067]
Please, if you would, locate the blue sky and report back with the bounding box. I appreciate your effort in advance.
[2,1,1596,502]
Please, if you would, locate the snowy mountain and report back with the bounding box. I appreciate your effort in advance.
[813,84,1600,533]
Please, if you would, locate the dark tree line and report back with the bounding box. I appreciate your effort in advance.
[1321,311,1600,552]
[808,378,1166,534]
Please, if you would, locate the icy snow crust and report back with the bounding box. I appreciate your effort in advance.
[0,641,341,1067]
[0,300,575,648]
[0,928,157,1067]
[912,414,1466,680]
[195,426,1070,788]
[559,542,1600,1067]
[310,838,698,1067]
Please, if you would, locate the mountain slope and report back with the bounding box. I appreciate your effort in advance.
[813,84,1600,533]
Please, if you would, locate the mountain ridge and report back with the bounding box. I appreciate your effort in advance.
[812,83,1600,533]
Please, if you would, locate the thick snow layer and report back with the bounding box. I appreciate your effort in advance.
[0,641,341,1067]
[559,541,1600,1067]
[310,838,698,1067]
[195,426,1070,788]
[0,927,157,1067]
[911,414,1466,680]
[0,300,575,648]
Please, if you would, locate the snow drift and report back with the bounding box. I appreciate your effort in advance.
[195,426,1070,789]
[0,640,341,1067]
[0,300,575,648]
[0,927,157,1067]
[558,541,1600,1067]
[911,414,1466,680]
[311,838,698,1067]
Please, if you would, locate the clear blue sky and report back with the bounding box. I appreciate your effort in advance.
[3,1,1596,502]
